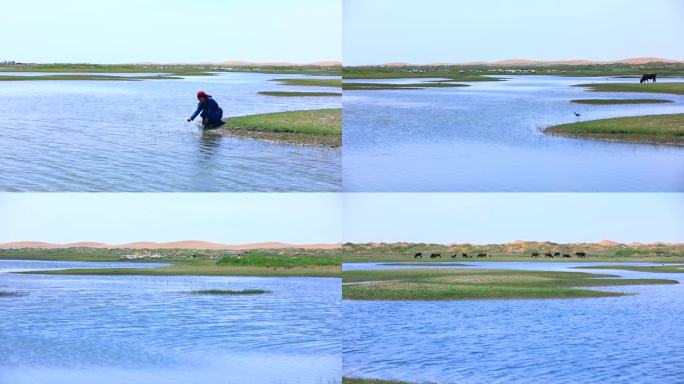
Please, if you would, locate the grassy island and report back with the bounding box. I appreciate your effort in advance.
[544,113,684,146]
[343,378,418,384]
[574,265,684,273]
[257,91,341,97]
[8,249,341,278]
[212,108,341,147]
[342,268,677,301]
[272,78,342,87]
[190,289,271,295]
[575,82,684,96]
[343,82,468,90]
[570,98,672,105]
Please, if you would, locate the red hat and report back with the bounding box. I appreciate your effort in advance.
[196,91,209,99]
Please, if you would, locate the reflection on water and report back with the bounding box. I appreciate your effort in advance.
[0,72,341,191]
[343,76,684,191]
[0,260,341,384]
[343,262,684,383]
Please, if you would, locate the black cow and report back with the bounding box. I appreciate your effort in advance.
[429,253,441,259]
[553,252,561,257]
[640,73,657,83]
[575,252,586,258]
[562,253,571,258]
[462,253,470,258]
[531,252,540,258]
[414,252,422,259]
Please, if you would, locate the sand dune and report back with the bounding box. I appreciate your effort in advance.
[0,241,341,250]
[367,57,682,67]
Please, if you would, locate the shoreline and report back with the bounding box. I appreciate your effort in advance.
[209,108,342,148]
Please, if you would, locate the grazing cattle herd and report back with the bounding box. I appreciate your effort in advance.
[413,251,588,259]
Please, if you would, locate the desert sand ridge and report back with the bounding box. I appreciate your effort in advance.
[361,57,682,67]
[0,241,341,250]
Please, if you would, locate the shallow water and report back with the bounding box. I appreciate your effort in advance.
[343,76,684,191]
[0,72,341,191]
[343,261,684,383]
[0,260,341,384]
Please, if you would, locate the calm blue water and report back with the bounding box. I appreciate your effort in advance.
[343,262,684,383]
[343,76,684,191]
[0,260,341,384]
[0,72,340,192]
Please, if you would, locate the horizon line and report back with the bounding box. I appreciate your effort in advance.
[5,60,343,67]
[344,57,684,67]
[1,240,680,250]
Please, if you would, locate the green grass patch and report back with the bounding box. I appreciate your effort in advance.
[189,289,271,295]
[216,108,341,147]
[258,91,341,97]
[544,113,684,146]
[343,378,418,384]
[217,251,340,267]
[575,82,684,96]
[14,251,341,278]
[0,74,182,81]
[342,268,677,301]
[343,82,468,90]
[340,243,684,263]
[343,67,502,82]
[570,98,673,105]
[574,265,684,273]
[272,78,341,87]
[19,263,340,278]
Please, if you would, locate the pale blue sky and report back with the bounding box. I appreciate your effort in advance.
[343,194,684,244]
[0,194,681,244]
[0,194,342,244]
[344,0,684,65]
[0,0,341,63]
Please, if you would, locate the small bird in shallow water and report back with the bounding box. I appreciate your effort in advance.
[573,111,581,121]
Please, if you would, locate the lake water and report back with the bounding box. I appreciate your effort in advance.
[343,76,684,191]
[343,261,684,383]
[0,72,341,191]
[0,260,341,384]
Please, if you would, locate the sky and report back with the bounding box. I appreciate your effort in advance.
[343,194,684,244]
[0,194,342,244]
[0,0,341,63]
[344,0,684,65]
[1,193,681,245]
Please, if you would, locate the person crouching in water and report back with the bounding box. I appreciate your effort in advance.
[187,91,223,127]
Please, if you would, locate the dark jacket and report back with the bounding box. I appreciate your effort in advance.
[190,96,223,123]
